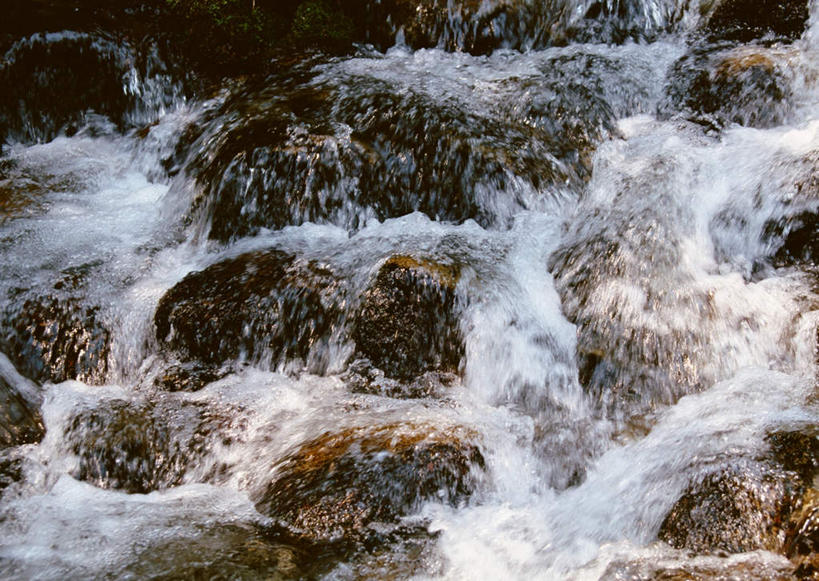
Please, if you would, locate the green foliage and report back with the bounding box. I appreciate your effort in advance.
[291,0,355,47]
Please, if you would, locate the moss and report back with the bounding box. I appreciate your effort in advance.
[291,0,355,49]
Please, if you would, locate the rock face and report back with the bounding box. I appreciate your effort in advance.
[0,375,43,449]
[155,250,342,370]
[64,398,231,494]
[1,295,111,385]
[658,461,802,553]
[352,256,463,382]
[255,423,485,542]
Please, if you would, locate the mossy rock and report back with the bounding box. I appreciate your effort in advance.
[255,422,484,543]
[662,45,792,129]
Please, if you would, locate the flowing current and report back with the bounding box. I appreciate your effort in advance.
[0,1,818,579]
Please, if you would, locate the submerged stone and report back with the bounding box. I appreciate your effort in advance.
[155,249,342,370]
[1,294,111,385]
[121,521,306,580]
[0,375,43,449]
[64,397,232,494]
[352,256,463,382]
[254,422,484,543]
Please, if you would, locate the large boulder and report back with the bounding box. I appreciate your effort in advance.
[254,422,485,543]
[1,294,111,385]
[155,249,343,370]
[180,65,601,241]
[352,256,463,382]
[659,425,819,562]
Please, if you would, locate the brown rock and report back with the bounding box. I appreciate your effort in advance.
[352,256,463,381]
[255,422,484,542]
[658,461,803,554]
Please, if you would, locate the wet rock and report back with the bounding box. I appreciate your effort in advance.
[1,294,111,385]
[766,427,819,483]
[344,359,458,399]
[786,488,819,577]
[121,522,306,580]
[350,0,683,53]
[662,45,793,129]
[658,461,803,554]
[0,455,24,497]
[155,249,342,370]
[0,32,180,144]
[352,256,463,382]
[64,398,232,494]
[770,211,819,268]
[184,72,581,240]
[255,422,484,543]
[702,0,810,43]
[0,375,43,448]
[154,362,230,392]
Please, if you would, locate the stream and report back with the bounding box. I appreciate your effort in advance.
[0,0,818,579]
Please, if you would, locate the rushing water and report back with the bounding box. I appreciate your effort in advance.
[0,0,818,579]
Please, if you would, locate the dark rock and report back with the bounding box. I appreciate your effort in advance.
[767,427,819,483]
[65,398,232,494]
[658,461,803,554]
[662,44,792,129]
[771,211,819,268]
[255,422,484,543]
[352,256,463,382]
[0,374,43,449]
[154,362,230,392]
[703,0,810,43]
[1,294,111,385]
[0,455,24,497]
[0,31,182,145]
[183,71,586,241]
[155,249,342,370]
